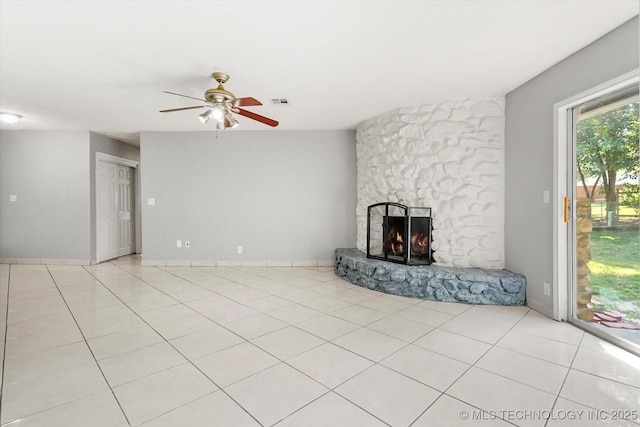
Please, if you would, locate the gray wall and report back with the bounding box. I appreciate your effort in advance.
[505,17,639,316]
[140,130,356,262]
[0,131,91,259]
[89,132,141,260]
[0,131,140,262]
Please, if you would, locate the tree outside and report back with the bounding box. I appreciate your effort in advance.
[576,98,639,327]
[619,183,639,216]
[577,102,639,223]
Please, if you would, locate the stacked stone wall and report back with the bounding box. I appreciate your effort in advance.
[335,248,525,305]
[576,199,594,321]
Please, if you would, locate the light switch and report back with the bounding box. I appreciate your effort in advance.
[148,198,156,206]
[543,191,550,204]
[9,195,17,202]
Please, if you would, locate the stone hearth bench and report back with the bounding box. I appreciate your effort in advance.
[335,248,526,306]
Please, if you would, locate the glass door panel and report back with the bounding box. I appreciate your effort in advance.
[572,83,639,355]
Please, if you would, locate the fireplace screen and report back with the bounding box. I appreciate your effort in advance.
[367,202,433,265]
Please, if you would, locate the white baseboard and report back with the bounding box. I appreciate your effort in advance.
[0,258,94,266]
[526,298,554,319]
[140,259,335,268]
[0,256,350,269]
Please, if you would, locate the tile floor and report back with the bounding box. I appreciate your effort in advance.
[1,256,639,426]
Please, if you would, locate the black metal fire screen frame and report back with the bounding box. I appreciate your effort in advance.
[366,202,433,265]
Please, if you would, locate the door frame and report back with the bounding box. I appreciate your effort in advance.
[552,69,639,322]
[96,152,139,263]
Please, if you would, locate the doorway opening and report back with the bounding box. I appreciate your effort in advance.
[96,153,139,263]
[556,71,639,356]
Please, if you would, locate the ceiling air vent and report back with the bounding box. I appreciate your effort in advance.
[271,99,289,105]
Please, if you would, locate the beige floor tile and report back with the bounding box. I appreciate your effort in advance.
[169,325,244,359]
[4,259,640,427]
[267,304,324,324]
[413,329,492,364]
[335,364,440,427]
[572,338,640,388]
[299,295,353,313]
[1,362,108,424]
[142,391,260,427]
[3,390,128,427]
[332,327,407,362]
[447,367,557,427]
[4,341,95,384]
[225,363,327,426]
[224,313,289,340]
[87,326,165,360]
[331,304,389,326]
[4,325,84,358]
[276,392,387,427]
[288,342,373,388]
[475,346,569,394]
[6,312,77,338]
[381,344,470,391]
[496,328,578,367]
[396,305,455,327]
[366,314,434,342]
[113,363,217,426]
[548,397,640,427]
[98,341,186,386]
[413,394,513,427]
[296,314,361,340]
[559,369,640,415]
[193,342,279,387]
[251,326,325,360]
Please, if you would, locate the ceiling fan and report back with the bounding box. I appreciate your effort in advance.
[160,72,279,129]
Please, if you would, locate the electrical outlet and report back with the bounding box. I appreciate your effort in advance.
[543,282,551,296]
[185,241,190,248]
[176,240,182,248]
[237,246,243,254]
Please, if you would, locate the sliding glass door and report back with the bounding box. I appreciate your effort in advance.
[569,82,639,355]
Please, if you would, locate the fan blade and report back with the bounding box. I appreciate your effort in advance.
[236,108,279,127]
[159,106,206,113]
[234,97,262,107]
[163,91,207,102]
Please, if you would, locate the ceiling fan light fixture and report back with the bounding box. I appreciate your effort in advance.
[226,112,239,129]
[162,72,278,128]
[211,106,224,120]
[199,109,213,124]
[0,112,23,124]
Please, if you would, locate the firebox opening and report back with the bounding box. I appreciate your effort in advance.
[366,203,433,265]
[385,216,432,263]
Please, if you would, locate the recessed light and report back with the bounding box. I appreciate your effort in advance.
[0,112,23,124]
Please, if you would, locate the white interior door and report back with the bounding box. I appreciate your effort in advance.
[117,165,134,257]
[97,160,119,262]
[97,159,136,262]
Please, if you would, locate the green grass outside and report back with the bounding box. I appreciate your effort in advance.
[588,228,640,319]
[590,202,638,220]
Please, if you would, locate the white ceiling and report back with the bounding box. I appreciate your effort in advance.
[0,1,638,145]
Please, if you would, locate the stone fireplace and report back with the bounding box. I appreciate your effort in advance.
[356,98,505,269]
[335,97,525,306]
